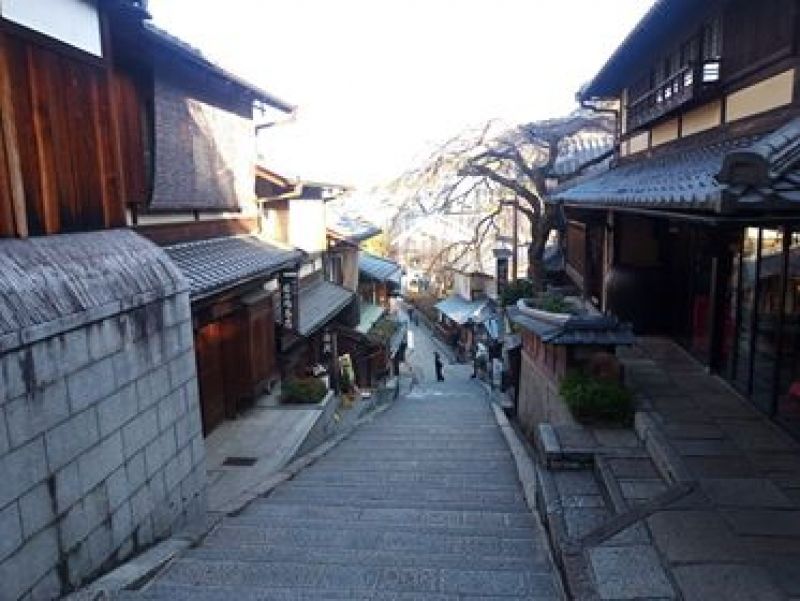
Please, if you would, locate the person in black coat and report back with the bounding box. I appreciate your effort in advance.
[434,352,444,382]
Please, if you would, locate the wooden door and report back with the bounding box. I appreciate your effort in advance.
[194,322,226,435]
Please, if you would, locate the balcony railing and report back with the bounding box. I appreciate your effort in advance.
[627,65,697,131]
[626,60,722,132]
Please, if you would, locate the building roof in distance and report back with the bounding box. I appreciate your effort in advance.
[435,295,494,326]
[327,212,382,244]
[359,252,402,285]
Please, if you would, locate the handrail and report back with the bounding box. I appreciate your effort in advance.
[628,64,695,110]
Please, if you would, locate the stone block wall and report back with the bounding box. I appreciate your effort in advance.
[0,291,206,600]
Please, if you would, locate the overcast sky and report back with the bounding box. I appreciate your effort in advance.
[150,0,654,188]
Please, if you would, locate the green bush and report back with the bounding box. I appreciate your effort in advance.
[500,279,534,306]
[559,372,634,426]
[282,377,328,404]
[538,293,573,314]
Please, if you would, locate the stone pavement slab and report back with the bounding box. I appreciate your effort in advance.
[673,564,784,601]
[588,545,674,599]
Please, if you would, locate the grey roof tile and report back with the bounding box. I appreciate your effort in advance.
[298,280,355,337]
[359,253,401,284]
[556,117,800,211]
[0,230,185,342]
[507,306,634,346]
[328,213,382,243]
[163,236,303,300]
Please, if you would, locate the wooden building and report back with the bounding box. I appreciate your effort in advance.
[257,176,362,383]
[101,14,304,434]
[555,0,800,437]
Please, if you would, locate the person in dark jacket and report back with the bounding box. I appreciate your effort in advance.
[434,352,444,381]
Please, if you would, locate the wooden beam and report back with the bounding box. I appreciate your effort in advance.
[26,45,59,234]
[0,34,27,237]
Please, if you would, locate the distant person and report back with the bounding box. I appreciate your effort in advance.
[407,306,414,324]
[434,352,445,382]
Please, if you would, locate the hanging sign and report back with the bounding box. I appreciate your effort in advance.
[279,271,299,331]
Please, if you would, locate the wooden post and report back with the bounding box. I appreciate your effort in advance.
[0,34,27,238]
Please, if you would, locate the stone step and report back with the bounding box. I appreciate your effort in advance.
[224,515,539,540]
[310,459,518,474]
[240,502,536,528]
[120,581,557,601]
[346,434,505,443]
[291,470,521,488]
[202,524,541,557]
[326,448,512,459]
[183,544,550,571]
[155,558,559,598]
[266,484,525,507]
[271,480,524,507]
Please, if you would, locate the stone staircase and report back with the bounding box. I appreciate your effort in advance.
[115,377,563,600]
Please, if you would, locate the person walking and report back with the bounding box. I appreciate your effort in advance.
[434,351,445,382]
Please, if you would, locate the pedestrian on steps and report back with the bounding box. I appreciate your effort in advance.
[434,352,445,382]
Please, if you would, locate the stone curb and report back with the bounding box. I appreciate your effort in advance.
[65,389,400,598]
[634,411,693,484]
[490,403,568,601]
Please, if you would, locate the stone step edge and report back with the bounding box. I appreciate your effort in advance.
[490,403,568,601]
[633,411,694,485]
[66,391,399,600]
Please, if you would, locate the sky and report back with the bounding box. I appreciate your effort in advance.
[150,0,654,189]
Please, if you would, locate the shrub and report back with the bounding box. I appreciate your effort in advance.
[559,372,634,426]
[538,293,573,314]
[500,279,534,306]
[282,377,328,404]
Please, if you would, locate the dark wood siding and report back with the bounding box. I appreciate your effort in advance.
[723,0,797,81]
[113,65,150,207]
[0,28,125,237]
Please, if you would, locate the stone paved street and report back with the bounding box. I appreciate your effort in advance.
[116,339,562,599]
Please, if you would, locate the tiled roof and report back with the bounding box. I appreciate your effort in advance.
[328,212,382,243]
[0,230,184,350]
[552,136,615,178]
[298,279,355,337]
[554,133,762,211]
[507,305,634,346]
[163,236,302,300]
[555,117,800,211]
[359,253,402,285]
[435,295,494,326]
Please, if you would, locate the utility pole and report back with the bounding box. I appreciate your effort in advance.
[511,197,519,282]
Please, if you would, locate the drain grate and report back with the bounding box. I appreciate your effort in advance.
[222,456,258,467]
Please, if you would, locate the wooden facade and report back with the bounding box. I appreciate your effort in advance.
[0,15,126,238]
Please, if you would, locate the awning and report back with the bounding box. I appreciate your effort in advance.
[297,279,355,337]
[163,235,303,301]
[359,252,402,285]
[435,295,493,326]
[554,117,800,212]
[356,302,386,334]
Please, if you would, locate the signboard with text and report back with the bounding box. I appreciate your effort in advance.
[279,271,299,332]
